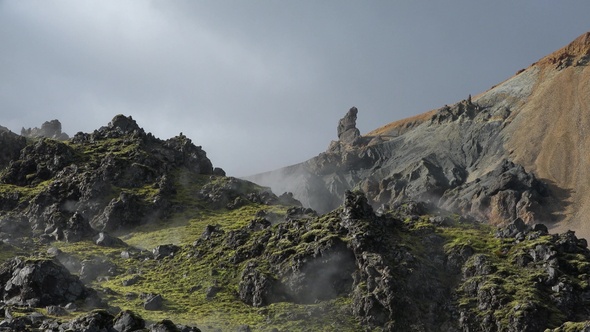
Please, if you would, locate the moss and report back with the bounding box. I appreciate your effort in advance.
[548,321,590,332]
[0,242,19,264]
[0,180,52,204]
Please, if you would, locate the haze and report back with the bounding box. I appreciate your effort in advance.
[1,1,589,176]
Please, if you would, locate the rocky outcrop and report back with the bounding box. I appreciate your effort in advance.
[190,191,457,330]
[21,119,69,140]
[439,159,549,224]
[249,104,550,228]
[186,190,590,330]
[40,309,201,332]
[0,114,226,241]
[0,258,101,307]
[457,220,590,331]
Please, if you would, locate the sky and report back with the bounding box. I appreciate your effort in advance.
[1,1,589,176]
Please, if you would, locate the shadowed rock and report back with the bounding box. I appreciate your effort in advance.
[0,258,101,307]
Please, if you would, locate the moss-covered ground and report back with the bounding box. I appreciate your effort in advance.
[2,135,590,330]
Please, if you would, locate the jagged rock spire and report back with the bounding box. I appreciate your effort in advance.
[337,107,361,144]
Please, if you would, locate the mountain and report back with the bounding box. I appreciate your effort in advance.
[247,31,590,239]
[2,33,590,331]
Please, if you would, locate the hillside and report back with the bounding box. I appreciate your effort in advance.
[248,31,590,240]
[2,116,590,331]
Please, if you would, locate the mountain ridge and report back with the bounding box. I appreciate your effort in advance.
[247,31,590,239]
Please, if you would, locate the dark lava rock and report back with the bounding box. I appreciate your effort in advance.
[144,294,164,311]
[149,319,202,332]
[0,258,100,307]
[239,262,281,307]
[496,217,529,238]
[59,309,114,332]
[31,308,195,332]
[0,114,221,243]
[113,309,145,332]
[277,192,303,207]
[532,223,549,235]
[2,138,76,187]
[281,237,356,304]
[152,244,180,260]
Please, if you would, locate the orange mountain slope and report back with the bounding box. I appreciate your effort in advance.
[369,32,590,237]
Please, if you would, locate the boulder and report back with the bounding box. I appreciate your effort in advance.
[113,309,145,332]
[0,258,99,307]
[143,293,164,311]
[152,244,180,260]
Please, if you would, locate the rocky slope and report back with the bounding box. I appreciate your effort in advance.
[247,31,590,239]
[3,115,590,330]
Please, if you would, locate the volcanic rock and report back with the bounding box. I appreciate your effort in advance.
[113,309,146,332]
[0,114,226,242]
[21,119,69,140]
[0,258,100,307]
[337,106,361,144]
[152,244,180,260]
[143,293,164,311]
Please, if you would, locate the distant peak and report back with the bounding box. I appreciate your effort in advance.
[108,114,141,133]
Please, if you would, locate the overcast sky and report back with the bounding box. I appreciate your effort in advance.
[1,1,589,176]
